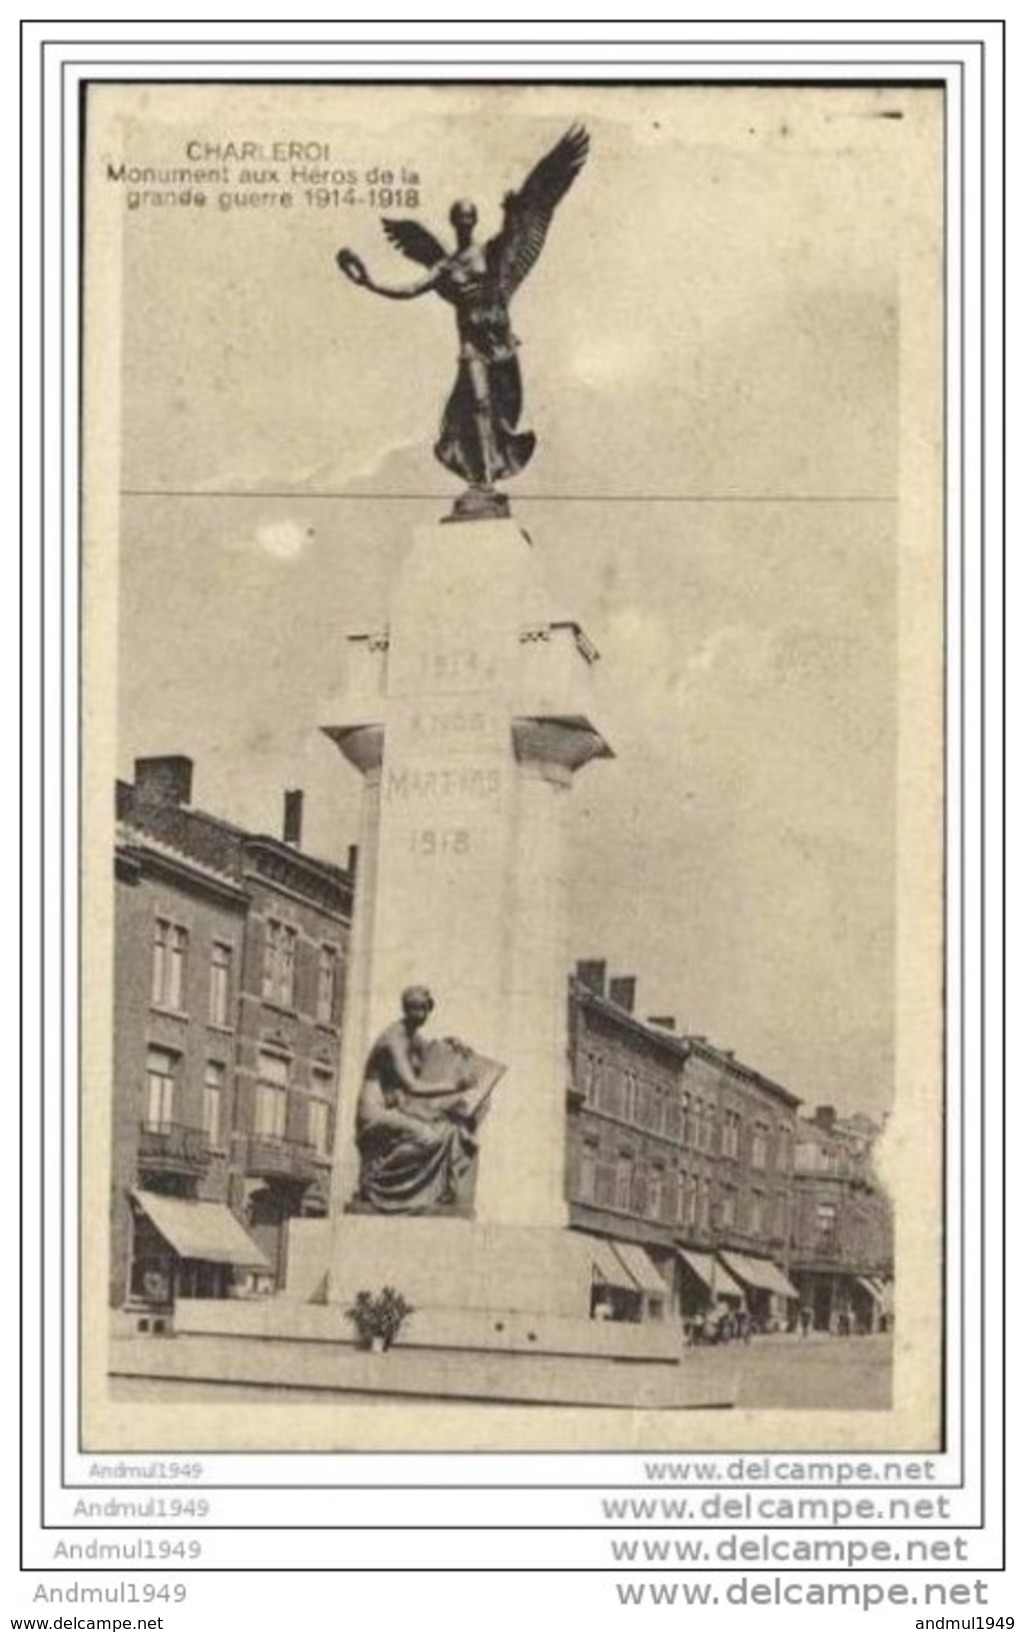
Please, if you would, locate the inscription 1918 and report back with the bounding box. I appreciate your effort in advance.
[407,827,471,857]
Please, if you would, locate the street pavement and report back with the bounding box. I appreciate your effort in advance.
[729,1332,892,1411]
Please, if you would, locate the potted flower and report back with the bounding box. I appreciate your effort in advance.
[345,1286,414,1352]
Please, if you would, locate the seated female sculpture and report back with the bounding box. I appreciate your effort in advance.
[353,986,501,1215]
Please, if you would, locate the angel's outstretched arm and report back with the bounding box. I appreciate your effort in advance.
[336,249,440,300]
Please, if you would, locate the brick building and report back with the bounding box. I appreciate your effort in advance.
[565,962,802,1330]
[111,757,353,1312]
[788,1105,894,1332]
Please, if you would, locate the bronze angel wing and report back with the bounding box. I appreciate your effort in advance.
[380,217,448,268]
[487,125,590,299]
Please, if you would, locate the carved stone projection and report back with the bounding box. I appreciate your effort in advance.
[351,985,505,1216]
[335,126,589,517]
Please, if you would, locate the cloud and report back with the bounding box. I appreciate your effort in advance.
[567,331,656,394]
[231,518,314,563]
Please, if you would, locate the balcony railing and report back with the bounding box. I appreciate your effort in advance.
[138,1121,211,1173]
[244,1134,330,1184]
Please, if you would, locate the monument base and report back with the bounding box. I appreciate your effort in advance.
[286,1215,668,1356]
[109,1221,739,1410]
[110,1315,738,1412]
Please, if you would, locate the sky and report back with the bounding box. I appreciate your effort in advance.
[93,81,944,1119]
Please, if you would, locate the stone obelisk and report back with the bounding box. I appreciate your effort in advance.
[317,514,621,1324]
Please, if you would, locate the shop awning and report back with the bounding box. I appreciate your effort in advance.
[590,1238,638,1292]
[612,1242,669,1298]
[720,1250,799,1300]
[855,1276,883,1301]
[675,1247,746,1301]
[131,1190,271,1269]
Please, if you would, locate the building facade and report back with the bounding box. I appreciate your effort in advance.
[111,757,353,1311]
[565,962,802,1330]
[788,1106,894,1332]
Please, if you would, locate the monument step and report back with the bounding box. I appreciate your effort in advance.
[110,1330,738,1412]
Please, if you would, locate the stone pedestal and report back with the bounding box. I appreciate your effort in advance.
[305,514,693,1375]
[322,518,611,1242]
[110,512,738,1407]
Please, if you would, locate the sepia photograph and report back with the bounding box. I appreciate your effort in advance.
[80,79,945,1451]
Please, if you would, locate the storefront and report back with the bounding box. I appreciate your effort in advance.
[588,1237,668,1322]
[674,1245,746,1322]
[128,1189,272,1311]
[719,1250,799,1332]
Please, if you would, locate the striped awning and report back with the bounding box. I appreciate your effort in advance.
[131,1189,270,1269]
[720,1250,799,1300]
[675,1246,746,1301]
[612,1241,670,1298]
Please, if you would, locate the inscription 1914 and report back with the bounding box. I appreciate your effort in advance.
[416,648,497,687]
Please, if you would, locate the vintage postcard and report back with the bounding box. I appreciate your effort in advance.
[79,79,945,1453]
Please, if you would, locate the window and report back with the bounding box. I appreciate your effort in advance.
[816,1202,838,1247]
[664,1089,683,1142]
[594,1153,618,1209]
[681,1171,697,1227]
[630,1161,650,1217]
[309,1067,334,1154]
[748,1191,765,1236]
[681,1092,693,1146]
[209,941,232,1026]
[580,1051,599,1103]
[255,1051,289,1139]
[719,1185,737,1228]
[578,1141,598,1203]
[262,920,297,1009]
[658,1168,679,1224]
[622,1070,637,1123]
[316,945,338,1025]
[601,1064,626,1120]
[151,919,187,1011]
[696,1176,710,1229]
[308,1097,331,1156]
[721,1109,741,1159]
[751,1123,769,1169]
[707,1104,719,1152]
[144,1046,177,1130]
[776,1124,792,1172]
[652,1085,666,1135]
[615,1154,633,1212]
[203,1061,225,1147]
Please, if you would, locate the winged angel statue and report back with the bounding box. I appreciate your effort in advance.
[336,126,589,514]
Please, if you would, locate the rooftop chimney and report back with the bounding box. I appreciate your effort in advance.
[814,1105,837,1129]
[134,755,193,808]
[608,975,636,1015]
[346,843,359,878]
[576,959,607,998]
[647,1015,677,1032]
[283,788,304,847]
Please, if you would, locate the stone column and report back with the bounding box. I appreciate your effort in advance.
[474,717,611,1228]
[322,516,611,1235]
[321,721,383,1212]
